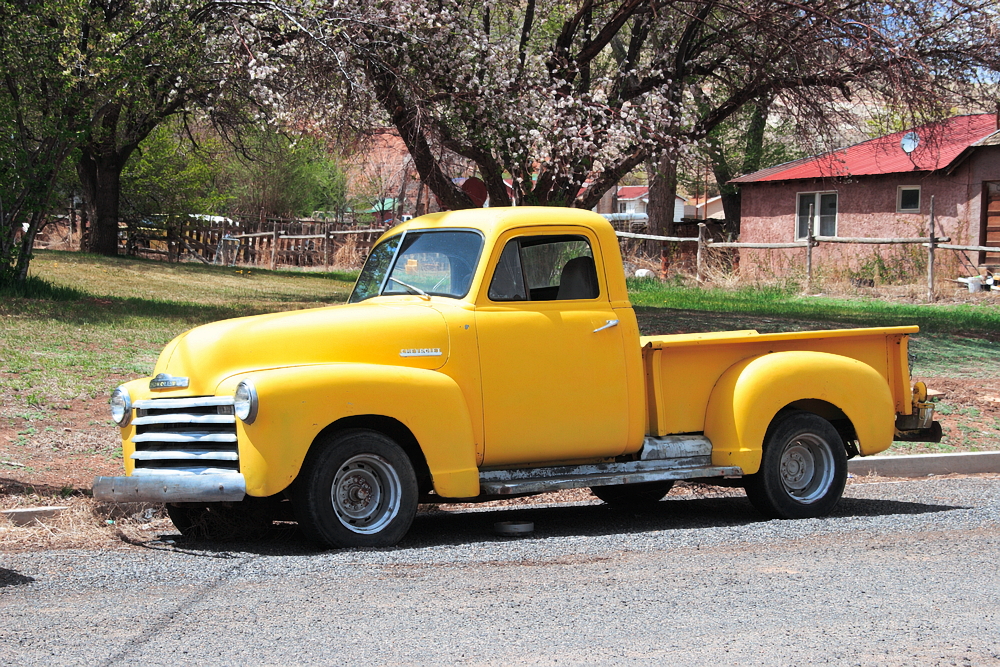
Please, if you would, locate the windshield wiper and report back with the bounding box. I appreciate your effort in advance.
[387,276,431,300]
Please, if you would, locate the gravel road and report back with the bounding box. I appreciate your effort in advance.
[2,477,999,666]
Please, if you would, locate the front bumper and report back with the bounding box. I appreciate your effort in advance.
[92,472,247,503]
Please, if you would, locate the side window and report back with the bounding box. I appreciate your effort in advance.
[487,234,599,301]
[796,192,838,239]
[488,240,527,301]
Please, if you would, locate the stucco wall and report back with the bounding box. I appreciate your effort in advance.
[739,146,1000,279]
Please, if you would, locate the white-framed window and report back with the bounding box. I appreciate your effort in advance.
[796,191,838,239]
[897,186,921,212]
[617,201,628,213]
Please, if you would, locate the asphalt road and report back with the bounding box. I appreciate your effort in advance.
[2,477,999,666]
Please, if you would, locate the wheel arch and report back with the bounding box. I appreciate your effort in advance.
[310,415,433,494]
[704,351,895,474]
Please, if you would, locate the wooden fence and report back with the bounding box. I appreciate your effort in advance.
[616,196,1000,302]
[122,216,386,270]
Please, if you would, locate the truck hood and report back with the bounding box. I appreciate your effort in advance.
[150,301,450,396]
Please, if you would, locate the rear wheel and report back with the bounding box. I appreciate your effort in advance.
[292,429,418,548]
[591,480,674,507]
[743,411,847,519]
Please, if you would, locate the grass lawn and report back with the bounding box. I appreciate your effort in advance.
[1,251,997,494]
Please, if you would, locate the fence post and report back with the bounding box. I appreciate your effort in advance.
[696,223,707,283]
[324,222,330,271]
[927,195,936,302]
[270,220,278,270]
[805,202,814,293]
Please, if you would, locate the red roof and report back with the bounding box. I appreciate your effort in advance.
[732,114,999,184]
[616,186,648,200]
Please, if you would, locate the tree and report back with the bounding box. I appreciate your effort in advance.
[682,95,802,235]
[68,0,256,255]
[253,0,999,241]
[217,127,347,218]
[0,1,85,286]
[119,121,230,225]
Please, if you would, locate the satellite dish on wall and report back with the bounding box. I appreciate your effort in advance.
[900,131,920,155]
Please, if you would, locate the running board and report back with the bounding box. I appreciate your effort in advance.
[479,458,743,496]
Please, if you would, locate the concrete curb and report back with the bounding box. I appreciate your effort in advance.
[1,506,69,526]
[848,451,1000,478]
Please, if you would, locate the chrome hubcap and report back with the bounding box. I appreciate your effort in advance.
[779,433,835,504]
[331,454,402,534]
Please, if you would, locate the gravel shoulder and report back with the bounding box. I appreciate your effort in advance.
[2,476,998,666]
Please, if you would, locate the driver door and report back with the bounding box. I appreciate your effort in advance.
[475,228,630,467]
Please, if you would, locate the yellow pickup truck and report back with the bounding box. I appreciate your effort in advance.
[94,207,938,548]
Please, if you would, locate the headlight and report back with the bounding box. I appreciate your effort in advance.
[234,380,259,424]
[110,386,132,427]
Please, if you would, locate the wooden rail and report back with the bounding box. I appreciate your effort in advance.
[616,197,1000,301]
[122,217,386,270]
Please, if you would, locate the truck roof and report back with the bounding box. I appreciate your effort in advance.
[377,206,630,307]
[383,206,618,244]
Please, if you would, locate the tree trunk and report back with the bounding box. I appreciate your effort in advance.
[78,148,124,256]
[366,66,473,211]
[647,152,678,277]
[707,98,770,237]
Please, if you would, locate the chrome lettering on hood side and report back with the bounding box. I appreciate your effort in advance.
[400,348,443,357]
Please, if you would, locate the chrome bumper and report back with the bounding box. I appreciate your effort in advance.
[92,472,247,503]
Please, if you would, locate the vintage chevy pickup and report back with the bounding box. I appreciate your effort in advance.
[94,207,939,547]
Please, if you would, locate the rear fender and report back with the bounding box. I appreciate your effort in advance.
[704,351,895,474]
[216,364,479,498]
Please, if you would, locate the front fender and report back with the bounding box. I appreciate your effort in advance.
[216,364,479,498]
[704,351,895,474]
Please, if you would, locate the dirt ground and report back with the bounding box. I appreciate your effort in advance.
[910,376,1000,453]
[0,392,122,491]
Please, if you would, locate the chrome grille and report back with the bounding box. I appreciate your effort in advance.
[130,396,238,475]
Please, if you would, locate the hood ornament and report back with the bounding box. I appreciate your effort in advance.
[149,373,189,389]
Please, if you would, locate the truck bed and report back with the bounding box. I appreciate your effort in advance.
[641,326,917,437]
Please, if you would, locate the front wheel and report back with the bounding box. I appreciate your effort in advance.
[292,429,418,548]
[743,411,847,519]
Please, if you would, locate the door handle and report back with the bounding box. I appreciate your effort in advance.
[593,319,619,333]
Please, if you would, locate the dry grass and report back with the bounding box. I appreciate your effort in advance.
[0,488,173,552]
[331,234,367,271]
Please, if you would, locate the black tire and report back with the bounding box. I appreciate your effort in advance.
[591,480,674,506]
[743,410,848,519]
[292,429,418,548]
[166,498,277,541]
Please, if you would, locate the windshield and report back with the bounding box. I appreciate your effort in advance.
[349,230,484,303]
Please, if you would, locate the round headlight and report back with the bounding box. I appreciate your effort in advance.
[110,386,132,427]
[234,380,258,424]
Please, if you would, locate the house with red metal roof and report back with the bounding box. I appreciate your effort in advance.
[734,113,1000,277]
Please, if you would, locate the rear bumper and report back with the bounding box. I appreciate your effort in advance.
[894,402,941,443]
[893,421,943,443]
[92,472,247,503]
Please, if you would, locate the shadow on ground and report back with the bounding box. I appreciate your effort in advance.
[0,568,36,587]
[145,494,963,558]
